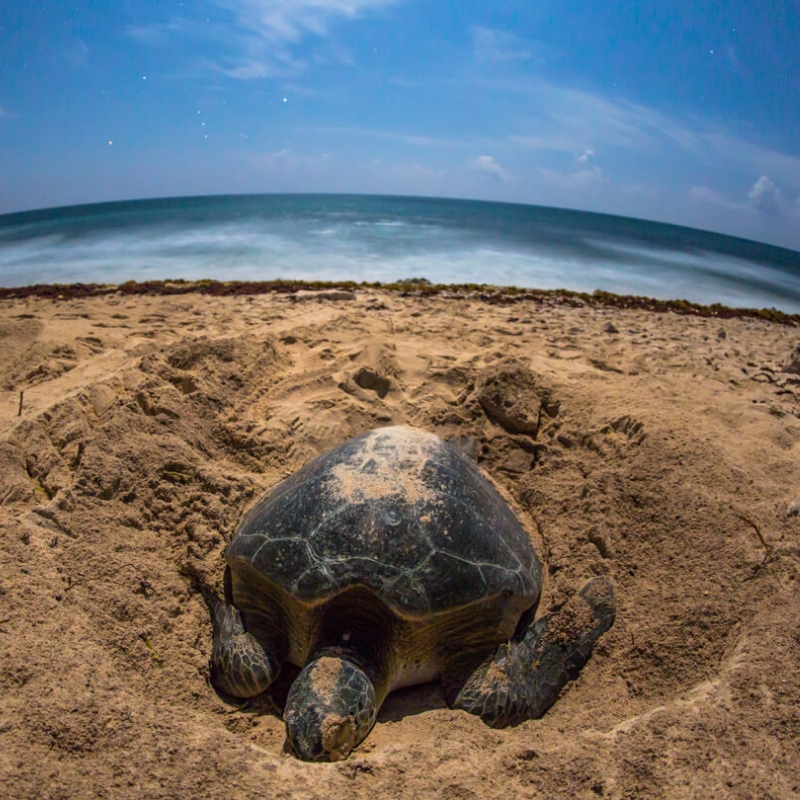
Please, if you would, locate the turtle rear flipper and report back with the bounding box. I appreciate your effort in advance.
[197,580,283,698]
[449,576,616,727]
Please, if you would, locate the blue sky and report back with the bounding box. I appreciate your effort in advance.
[2,0,800,249]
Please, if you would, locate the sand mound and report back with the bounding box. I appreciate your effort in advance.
[1,289,799,798]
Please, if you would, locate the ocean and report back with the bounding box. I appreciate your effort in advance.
[0,194,798,312]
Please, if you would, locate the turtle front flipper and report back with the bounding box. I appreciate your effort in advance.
[284,656,379,762]
[447,576,616,727]
[197,581,282,698]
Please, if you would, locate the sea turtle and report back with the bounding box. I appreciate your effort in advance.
[197,426,615,761]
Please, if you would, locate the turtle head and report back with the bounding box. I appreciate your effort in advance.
[284,656,378,762]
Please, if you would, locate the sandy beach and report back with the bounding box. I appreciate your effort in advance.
[1,285,799,799]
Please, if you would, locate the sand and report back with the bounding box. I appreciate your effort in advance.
[1,287,799,799]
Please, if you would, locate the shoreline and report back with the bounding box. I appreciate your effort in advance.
[1,277,798,326]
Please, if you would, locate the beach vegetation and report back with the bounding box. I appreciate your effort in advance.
[0,279,797,326]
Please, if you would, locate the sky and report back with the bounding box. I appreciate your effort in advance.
[1,0,800,250]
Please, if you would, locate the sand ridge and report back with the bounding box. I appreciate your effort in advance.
[0,288,799,798]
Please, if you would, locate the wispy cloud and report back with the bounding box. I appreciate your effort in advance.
[510,134,585,155]
[703,133,800,187]
[500,77,800,191]
[472,27,549,65]
[508,81,702,155]
[215,0,397,43]
[129,1,400,78]
[315,125,471,149]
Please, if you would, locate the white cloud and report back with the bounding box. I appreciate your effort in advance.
[748,175,784,214]
[129,0,400,78]
[215,0,397,43]
[537,148,604,189]
[202,40,304,79]
[470,155,509,182]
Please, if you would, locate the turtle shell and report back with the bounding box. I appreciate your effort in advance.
[226,426,541,617]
